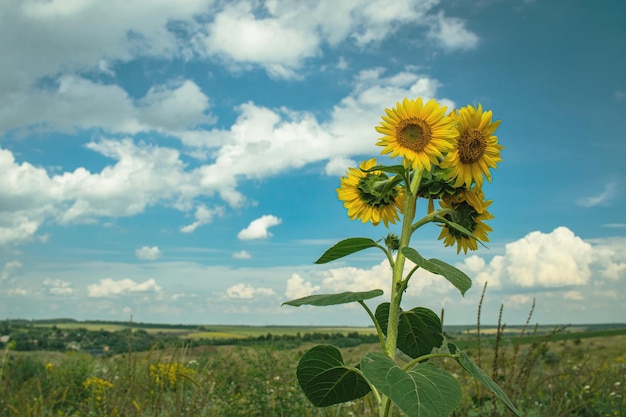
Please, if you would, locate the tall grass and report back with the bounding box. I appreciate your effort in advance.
[1,302,624,417]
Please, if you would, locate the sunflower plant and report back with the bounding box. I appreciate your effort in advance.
[283,97,520,417]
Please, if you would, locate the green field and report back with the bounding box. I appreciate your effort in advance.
[2,319,625,416]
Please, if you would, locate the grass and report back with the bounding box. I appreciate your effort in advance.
[3,300,625,417]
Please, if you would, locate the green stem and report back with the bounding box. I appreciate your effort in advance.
[381,169,422,417]
[403,353,460,371]
[384,169,422,361]
[376,243,395,269]
[358,300,388,355]
[411,208,456,233]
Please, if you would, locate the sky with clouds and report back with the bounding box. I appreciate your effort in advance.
[1,0,625,327]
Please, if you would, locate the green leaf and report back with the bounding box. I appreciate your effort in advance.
[361,164,408,176]
[296,345,371,407]
[361,352,461,417]
[282,289,383,307]
[375,303,443,359]
[402,248,472,295]
[448,344,522,417]
[315,238,380,264]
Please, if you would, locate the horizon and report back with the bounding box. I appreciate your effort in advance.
[1,1,625,327]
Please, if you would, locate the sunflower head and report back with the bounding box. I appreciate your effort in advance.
[336,158,405,227]
[438,186,494,254]
[440,104,504,188]
[375,98,457,173]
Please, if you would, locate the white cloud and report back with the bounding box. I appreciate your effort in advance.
[324,157,357,176]
[0,76,213,136]
[180,205,224,233]
[427,11,479,51]
[6,288,28,296]
[226,283,275,299]
[0,0,209,94]
[456,227,626,292]
[192,0,465,78]
[237,215,282,240]
[137,80,215,131]
[1,261,22,281]
[563,290,584,301]
[0,69,455,246]
[285,274,321,299]
[577,181,619,207]
[503,227,593,287]
[43,278,75,295]
[232,250,252,259]
[200,1,320,79]
[602,223,626,228]
[87,278,161,297]
[135,246,162,260]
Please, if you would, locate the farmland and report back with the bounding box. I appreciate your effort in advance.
[1,319,625,416]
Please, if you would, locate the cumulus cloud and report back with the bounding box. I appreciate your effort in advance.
[0,0,209,94]
[285,274,321,299]
[237,215,282,240]
[324,157,356,176]
[458,227,594,289]
[1,76,213,139]
[232,250,252,259]
[427,11,479,51]
[504,227,593,287]
[226,283,275,299]
[135,246,162,260]
[456,227,626,294]
[180,205,224,233]
[191,0,472,78]
[0,67,455,245]
[87,278,161,297]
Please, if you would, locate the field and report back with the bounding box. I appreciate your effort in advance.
[1,320,625,416]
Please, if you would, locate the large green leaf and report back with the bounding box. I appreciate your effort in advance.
[361,352,461,417]
[282,289,383,307]
[376,303,443,359]
[448,344,522,416]
[315,238,380,264]
[402,248,472,295]
[296,344,371,407]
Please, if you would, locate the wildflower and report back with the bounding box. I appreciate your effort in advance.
[336,158,405,227]
[440,104,504,187]
[376,98,457,172]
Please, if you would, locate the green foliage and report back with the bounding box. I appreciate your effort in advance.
[375,303,443,359]
[361,352,462,417]
[314,238,382,264]
[0,331,625,416]
[283,289,383,307]
[296,344,371,407]
[401,247,472,295]
[448,344,521,416]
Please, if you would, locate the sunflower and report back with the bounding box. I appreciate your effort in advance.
[375,98,457,172]
[440,104,504,188]
[437,187,493,254]
[336,158,405,227]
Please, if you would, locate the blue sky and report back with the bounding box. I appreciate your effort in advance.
[1,0,625,327]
